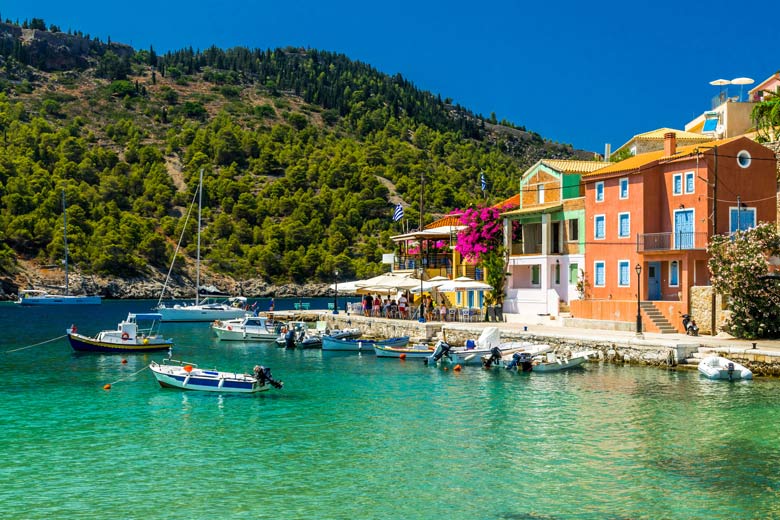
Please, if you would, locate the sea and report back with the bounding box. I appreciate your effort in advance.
[1,299,779,519]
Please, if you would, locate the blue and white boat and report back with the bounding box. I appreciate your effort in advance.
[322,335,409,352]
[149,359,283,393]
[213,315,278,341]
[67,313,173,353]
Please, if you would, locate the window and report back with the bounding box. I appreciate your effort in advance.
[672,173,682,195]
[595,182,604,202]
[730,207,756,233]
[569,263,579,284]
[702,118,718,132]
[619,178,629,199]
[684,172,694,194]
[537,185,545,204]
[618,260,630,287]
[618,212,630,238]
[568,219,579,241]
[737,150,751,168]
[670,261,679,287]
[531,265,540,286]
[594,215,605,239]
[594,261,605,287]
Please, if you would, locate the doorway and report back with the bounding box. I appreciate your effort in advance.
[648,261,661,300]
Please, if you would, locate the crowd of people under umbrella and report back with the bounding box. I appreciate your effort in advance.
[360,292,450,321]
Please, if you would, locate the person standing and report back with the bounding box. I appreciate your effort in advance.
[398,293,408,319]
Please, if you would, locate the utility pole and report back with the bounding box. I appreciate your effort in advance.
[419,170,424,231]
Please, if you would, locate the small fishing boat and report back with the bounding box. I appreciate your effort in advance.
[529,350,595,373]
[373,342,434,359]
[427,340,551,367]
[481,347,593,372]
[324,335,409,352]
[698,355,753,380]
[149,358,283,393]
[67,313,173,353]
[213,316,278,341]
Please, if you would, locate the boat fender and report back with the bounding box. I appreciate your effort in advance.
[121,332,130,341]
[143,339,149,345]
[227,325,232,331]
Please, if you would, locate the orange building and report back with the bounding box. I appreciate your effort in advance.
[572,133,777,332]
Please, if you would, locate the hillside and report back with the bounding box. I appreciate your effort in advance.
[0,19,593,299]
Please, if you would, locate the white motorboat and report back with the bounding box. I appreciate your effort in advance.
[149,358,283,393]
[698,355,753,380]
[17,191,101,305]
[213,316,278,341]
[154,169,247,322]
[427,327,549,366]
[482,347,594,372]
[529,350,595,373]
[67,313,173,353]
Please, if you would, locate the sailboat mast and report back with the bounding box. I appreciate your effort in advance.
[62,189,69,296]
[195,168,203,306]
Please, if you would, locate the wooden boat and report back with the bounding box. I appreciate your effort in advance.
[698,355,753,380]
[66,313,173,353]
[149,359,283,393]
[17,191,101,305]
[275,323,361,349]
[324,335,409,352]
[213,316,278,341]
[373,342,434,359]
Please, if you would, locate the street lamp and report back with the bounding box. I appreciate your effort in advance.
[333,269,339,315]
[635,263,643,337]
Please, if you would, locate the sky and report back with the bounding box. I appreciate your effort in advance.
[3,0,778,153]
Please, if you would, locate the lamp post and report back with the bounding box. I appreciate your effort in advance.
[333,269,339,315]
[635,263,643,337]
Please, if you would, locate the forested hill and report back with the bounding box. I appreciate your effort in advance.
[0,19,592,297]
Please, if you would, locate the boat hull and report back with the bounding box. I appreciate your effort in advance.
[322,336,409,352]
[374,344,435,358]
[156,306,248,322]
[19,295,101,305]
[149,362,270,393]
[531,354,589,372]
[67,333,172,353]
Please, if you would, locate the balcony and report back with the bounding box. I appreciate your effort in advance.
[393,254,452,273]
[637,232,708,252]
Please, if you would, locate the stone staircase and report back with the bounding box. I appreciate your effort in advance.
[640,301,677,334]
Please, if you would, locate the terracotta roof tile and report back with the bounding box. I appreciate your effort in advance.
[540,159,610,174]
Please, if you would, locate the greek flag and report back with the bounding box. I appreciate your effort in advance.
[392,203,404,222]
[480,171,487,192]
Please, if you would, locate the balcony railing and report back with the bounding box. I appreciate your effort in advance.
[393,254,452,272]
[637,232,708,252]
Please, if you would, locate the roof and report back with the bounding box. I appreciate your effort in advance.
[391,225,465,242]
[627,127,715,141]
[424,215,461,230]
[749,72,780,95]
[539,159,610,174]
[584,136,743,178]
[492,194,520,209]
[502,202,563,217]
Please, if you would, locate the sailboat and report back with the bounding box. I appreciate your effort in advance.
[17,190,102,305]
[154,169,248,322]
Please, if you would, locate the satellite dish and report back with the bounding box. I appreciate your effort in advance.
[731,77,755,101]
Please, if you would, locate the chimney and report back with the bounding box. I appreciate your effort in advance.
[664,132,677,156]
[604,143,611,161]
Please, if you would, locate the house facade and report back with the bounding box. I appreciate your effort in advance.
[502,160,608,319]
[572,133,777,332]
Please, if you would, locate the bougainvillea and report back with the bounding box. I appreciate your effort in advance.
[708,222,780,339]
[455,205,507,305]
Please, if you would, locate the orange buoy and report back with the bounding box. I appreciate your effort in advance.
[184,365,193,373]
[399,353,406,360]
[103,384,111,390]
[121,359,128,364]
[454,364,462,371]
[443,366,449,371]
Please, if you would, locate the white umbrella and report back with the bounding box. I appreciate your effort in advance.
[437,276,493,292]
[328,280,360,293]
[409,276,451,293]
[355,273,420,291]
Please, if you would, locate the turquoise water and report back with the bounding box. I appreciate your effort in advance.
[2,300,780,519]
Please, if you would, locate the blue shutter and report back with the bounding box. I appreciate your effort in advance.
[620,179,628,198]
[673,175,682,195]
[596,183,604,201]
[595,216,605,238]
[595,262,605,286]
[685,173,694,193]
[670,261,679,286]
[619,261,629,286]
[619,214,629,237]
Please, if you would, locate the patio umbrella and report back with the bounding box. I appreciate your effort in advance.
[328,280,361,293]
[355,273,420,291]
[436,276,493,292]
[409,276,450,293]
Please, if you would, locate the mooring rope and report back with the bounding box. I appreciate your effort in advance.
[4,334,67,353]
[107,365,149,386]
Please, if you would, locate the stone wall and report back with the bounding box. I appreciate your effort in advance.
[689,286,727,335]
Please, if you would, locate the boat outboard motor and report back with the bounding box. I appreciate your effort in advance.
[254,365,284,389]
[297,329,307,343]
[431,341,453,363]
[505,352,534,372]
[482,346,503,369]
[727,362,735,381]
[284,328,296,349]
[681,314,699,336]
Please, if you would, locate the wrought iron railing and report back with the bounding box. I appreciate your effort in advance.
[636,232,708,252]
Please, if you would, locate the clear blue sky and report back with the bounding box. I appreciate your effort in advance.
[3,1,777,152]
